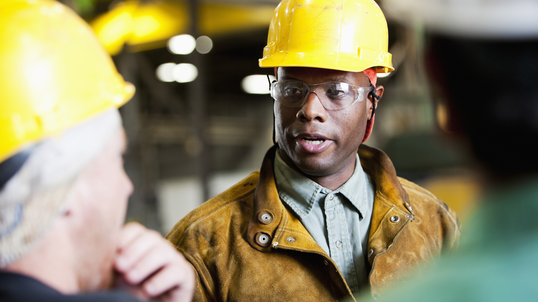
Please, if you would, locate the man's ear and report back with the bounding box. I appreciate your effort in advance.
[425,50,464,135]
[436,94,464,135]
[362,85,384,143]
[372,86,384,105]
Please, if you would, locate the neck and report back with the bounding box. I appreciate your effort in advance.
[306,164,356,191]
[4,220,79,294]
[278,148,357,191]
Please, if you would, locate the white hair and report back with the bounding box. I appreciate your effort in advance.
[0,109,122,267]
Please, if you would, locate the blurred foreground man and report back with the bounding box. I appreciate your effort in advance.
[166,0,459,301]
[354,0,538,301]
[0,1,194,301]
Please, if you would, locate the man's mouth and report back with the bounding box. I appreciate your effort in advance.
[296,135,332,153]
[302,138,325,145]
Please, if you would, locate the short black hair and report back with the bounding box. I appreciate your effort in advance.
[427,34,538,179]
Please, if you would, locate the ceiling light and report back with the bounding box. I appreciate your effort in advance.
[241,74,275,94]
[196,36,213,54]
[168,34,196,55]
[156,62,176,82]
[173,63,198,83]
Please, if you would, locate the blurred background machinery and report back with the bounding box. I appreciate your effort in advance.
[58,0,480,233]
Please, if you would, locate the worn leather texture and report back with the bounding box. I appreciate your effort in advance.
[166,145,460,302]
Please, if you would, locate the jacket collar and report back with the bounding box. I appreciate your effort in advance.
[247,146,327,254]
[274,150,369,220]
[246,146,284,252]
[246,145,414,254]
[246,145,415,299]
[358,144,413,214]
[358,145,416,273]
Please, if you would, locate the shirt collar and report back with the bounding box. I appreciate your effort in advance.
[274,150,369,219]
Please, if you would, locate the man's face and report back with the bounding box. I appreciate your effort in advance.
[274,67,374,181]
[70,128,133,291]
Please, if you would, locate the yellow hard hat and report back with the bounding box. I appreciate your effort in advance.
[0,0,135,163]
[259,0,394,73]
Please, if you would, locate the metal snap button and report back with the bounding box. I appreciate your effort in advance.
[286,237,296,243]
[368,249,374,258]
[255,232,272,247]
[335,240,342,248]
[257,211,274,225]
[390,215,400,223]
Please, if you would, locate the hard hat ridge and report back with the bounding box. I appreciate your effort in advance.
[259,0,394,73]
[0,0,135,164]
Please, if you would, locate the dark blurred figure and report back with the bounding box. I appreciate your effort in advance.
[353,0,538,300]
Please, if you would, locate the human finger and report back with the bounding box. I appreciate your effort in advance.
[140,254,195,302]
[115,223,163,277]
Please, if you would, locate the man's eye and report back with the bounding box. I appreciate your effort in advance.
[327,85,348,97]
[283,86,303,97]
[327,88,345,96]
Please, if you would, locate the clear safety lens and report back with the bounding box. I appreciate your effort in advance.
[270,80,372,110]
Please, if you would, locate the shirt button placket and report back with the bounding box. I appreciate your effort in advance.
[335,240,343,248]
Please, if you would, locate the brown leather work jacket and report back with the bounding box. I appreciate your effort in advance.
[166,145,460,302]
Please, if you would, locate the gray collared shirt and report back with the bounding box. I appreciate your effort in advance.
[274,151,375,294]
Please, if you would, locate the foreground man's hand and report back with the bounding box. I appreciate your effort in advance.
[114,222,195,302]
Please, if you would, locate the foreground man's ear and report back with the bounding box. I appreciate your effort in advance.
[362,85,384,143]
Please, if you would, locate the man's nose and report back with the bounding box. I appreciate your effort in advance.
[296,91,328,122]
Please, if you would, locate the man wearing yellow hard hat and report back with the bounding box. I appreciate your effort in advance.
[355,0,538,301]
[166,0,459,301]
[0,0,194,301]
